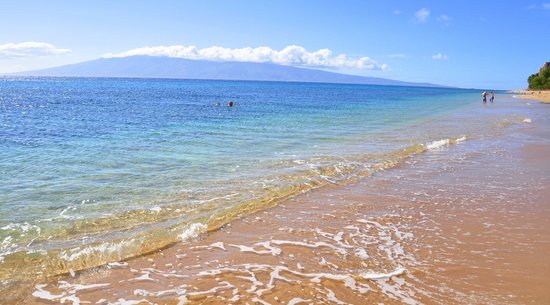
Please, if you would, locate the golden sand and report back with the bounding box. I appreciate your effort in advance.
[511,90,550,103]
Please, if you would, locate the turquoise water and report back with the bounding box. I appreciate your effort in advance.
[1,77,509,281]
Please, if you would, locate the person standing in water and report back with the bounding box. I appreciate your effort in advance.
[490,91,495,103]
[482,91,487,104]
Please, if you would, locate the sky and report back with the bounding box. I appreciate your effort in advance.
[0,0,549,89]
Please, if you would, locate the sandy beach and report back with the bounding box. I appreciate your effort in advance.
[3,2,550,304]
[511,90,550,103]
[24,96,550,305]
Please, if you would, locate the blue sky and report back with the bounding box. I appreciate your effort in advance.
[0,0,549,89]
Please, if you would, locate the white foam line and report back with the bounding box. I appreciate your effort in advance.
[33,282,110,304]
[228,243,281,256]
[109,299,152,305]
[32,284,64,301]
[129,271,157,282]
[59,206,76,219]
[177,281,234,304]
[456,136,467,143]
[196,263,371,295]
[149,206,162,213]
[360,267,406,280]
[58,281,110,292]
[376,277,420,305]
[202,192,240,203]
[357,219,388,232]
[251,297,273,305]
[59,239,135,262]
[236,271,264,294]
[252,263,294,297]
[425,139,450,150]
[325,287,347,305]
[255,241,282,256]
[178,223,207,242]
[108,262,128,269]
[319,257,339,269]
[191,241,226,251]
[288,297,312,305]
[134,288,185,298]
[315,228,354,249]
[344,277,370,294]
[355,248,369,260]
[210,241,226,251]
[270,240,348,255]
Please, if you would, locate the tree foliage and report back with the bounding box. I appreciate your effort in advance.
[528,64,550,90]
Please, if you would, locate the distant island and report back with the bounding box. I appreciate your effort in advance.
[9,55,446,88]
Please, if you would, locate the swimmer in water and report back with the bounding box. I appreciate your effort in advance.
[228,101,234,107]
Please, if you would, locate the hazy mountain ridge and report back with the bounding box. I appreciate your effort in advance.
[13,55,445,87]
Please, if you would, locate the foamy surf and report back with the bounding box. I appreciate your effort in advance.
[31,205,424,304]
[360,267,406,280]
[425,139,450,150]
[424,136,468,150]
[178,223,207,242]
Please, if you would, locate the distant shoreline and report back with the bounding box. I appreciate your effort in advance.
[510,89,550,103]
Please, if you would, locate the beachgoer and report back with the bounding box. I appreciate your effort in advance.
[228,101,234,107]
[490,91,495,103]
[215,102,221,106]
[482,91,487,104]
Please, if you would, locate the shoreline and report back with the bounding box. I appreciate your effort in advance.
[510,89,550,103]
[25,97,550,304]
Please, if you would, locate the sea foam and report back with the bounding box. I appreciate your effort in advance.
[425,139,450,150]
[360,267,406,280]
[178,223,207,242]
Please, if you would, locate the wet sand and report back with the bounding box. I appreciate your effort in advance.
[26,102,550,305]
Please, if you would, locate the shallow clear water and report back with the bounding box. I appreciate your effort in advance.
[0,77,520,283]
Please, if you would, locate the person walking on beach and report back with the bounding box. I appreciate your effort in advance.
[490,91,495,103]
[482,91,487,104]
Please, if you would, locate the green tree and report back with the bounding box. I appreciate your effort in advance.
[527,65,550,90]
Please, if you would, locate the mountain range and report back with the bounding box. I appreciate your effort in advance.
[12,55,445,87]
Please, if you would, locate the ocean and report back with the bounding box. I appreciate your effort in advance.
[0,77,545,302]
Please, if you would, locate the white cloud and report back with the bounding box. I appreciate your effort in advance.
[437,14,452,25]
[0,42,70,57]
[393,10,401,15]
[415,8,430,22]
[104,45,388,71]
[432,53,449,60]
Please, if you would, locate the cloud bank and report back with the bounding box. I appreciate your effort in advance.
[104,45,388,71]
[0,42,70,57]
